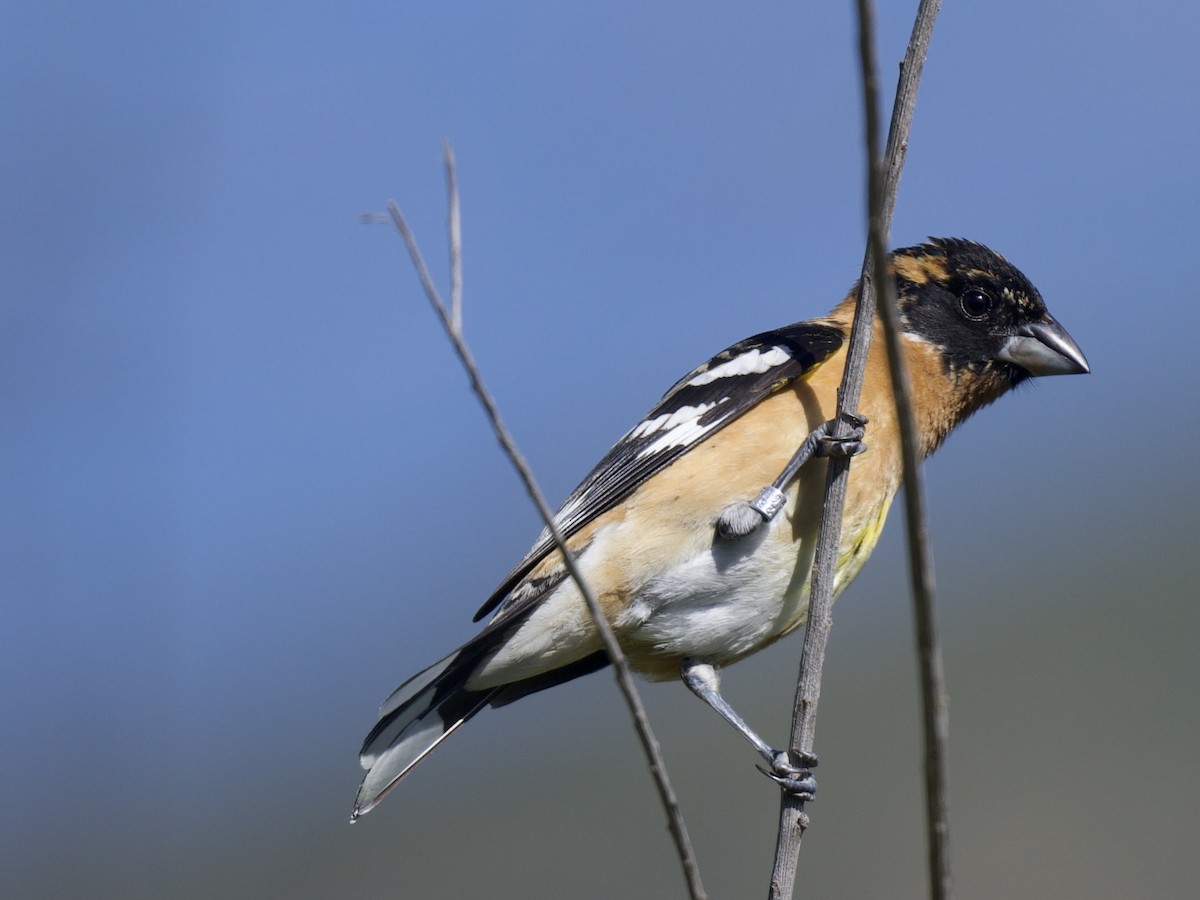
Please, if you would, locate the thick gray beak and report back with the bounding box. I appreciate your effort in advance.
[997,315,1090,376]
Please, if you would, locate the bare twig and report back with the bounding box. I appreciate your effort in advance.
[768,2,942,897]
[384,146,707,900]
[873,179,953,900]
[445,142,463,334]
[867,6,952,897]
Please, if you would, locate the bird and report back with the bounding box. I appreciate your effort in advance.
[352,237,1089,820]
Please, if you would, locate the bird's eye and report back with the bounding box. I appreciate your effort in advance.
[959,288,993,321]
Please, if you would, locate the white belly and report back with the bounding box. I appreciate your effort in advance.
[617,522,813,663]
[469,516,811,687]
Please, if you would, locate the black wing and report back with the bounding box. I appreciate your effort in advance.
[473,320,845,622]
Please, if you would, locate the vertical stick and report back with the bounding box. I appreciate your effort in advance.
[768,2,943,897]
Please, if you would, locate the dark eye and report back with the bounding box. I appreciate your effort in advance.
[959,288,993,321]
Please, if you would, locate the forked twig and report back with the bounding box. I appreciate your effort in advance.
[384,145,707,900]
[768,2,944,897]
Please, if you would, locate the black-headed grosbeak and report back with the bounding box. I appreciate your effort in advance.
[353,237,1089,819]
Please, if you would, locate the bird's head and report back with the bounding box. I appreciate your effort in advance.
[876,238,1088,453]
[892,237,1089,385]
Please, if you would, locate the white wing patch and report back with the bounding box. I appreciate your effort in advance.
[684,345,791,387]
[515,399,724,570]
[627,402,718,440]
[636,404,725,458]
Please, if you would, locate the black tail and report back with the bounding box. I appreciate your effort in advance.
[353,633,609,820]
[353,640,499,820]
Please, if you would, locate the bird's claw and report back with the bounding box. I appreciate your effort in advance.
[756,750,818,799]
[816,412,868,459]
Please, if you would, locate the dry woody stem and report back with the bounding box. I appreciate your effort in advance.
[386,144,707,900]
[769,1,947,898]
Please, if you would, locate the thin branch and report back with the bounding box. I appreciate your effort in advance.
[873,177,953,900]
[867,7,952,898]
[445,142,463,334]
[383,147,707,900]
[768,2,942,897]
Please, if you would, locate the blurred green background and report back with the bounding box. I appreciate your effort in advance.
[4,2,1198,897]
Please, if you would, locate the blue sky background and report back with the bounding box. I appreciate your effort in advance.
[4,3,1199,897]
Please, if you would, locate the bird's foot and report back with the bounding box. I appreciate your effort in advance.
[815,411,868,459]
[756,749,818,799]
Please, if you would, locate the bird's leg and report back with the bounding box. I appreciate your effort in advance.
[716,412,869,539]
[681,659,817,797]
